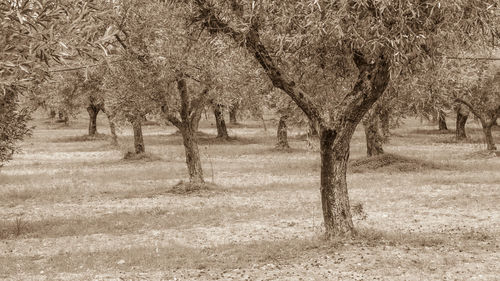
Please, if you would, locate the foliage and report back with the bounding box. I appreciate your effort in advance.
[0,0,115,166]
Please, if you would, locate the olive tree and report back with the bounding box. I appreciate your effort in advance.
[192,0,499,237]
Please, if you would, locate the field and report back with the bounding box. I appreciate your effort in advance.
[0,114,499,280]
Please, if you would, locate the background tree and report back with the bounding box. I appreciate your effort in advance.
[454,62,500,150]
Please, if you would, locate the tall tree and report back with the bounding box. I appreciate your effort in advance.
[192,0,499,237]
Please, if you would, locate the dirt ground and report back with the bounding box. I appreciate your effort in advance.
[0,115,499,280]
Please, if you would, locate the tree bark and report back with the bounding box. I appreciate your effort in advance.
[181,124,205,183]
[455,105,469,140]
[87,105,100,136]
[213,103,229,138]
[320,128,354,238]
[229,104,238,124]
[438,110,448,131]
[162,77,209,185]
[482,124,497,151]
[379,106,391,142]
[363,111,384,157]
[276,114,290,149]
[131,119,145,154]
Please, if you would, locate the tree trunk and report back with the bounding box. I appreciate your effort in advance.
[229,105,238,124]
[87,106,100,136]
[109,120,118,145]
[276,114,290,149]
[379,107,391,142]
[320,128,354,238]
[438,110,448,131]
[482,124,497,151]
[213,103,229,138]
[58,111,68,124]
[181,124,204,183]
[363,112,384,157]
[132,119,145,154]
[456,105,469,140]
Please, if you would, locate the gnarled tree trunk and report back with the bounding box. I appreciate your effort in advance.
[483,125,496,151]
[131,118,145,154]
[213,103,229,138]
[320,128,355,237]
[181,124,204,183]
[438,110,448,131]
[456,105,469,140]
[379,106,391,142]
[363,110,384,157]
[276,114,290,149]
[87,105,100,136]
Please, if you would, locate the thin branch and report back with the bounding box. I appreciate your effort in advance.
[445,56,500,61]
[48,59,123,73]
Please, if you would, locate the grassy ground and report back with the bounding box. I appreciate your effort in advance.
[0,114,499,280]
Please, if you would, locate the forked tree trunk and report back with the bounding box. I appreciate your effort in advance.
[456,106,469,140]
[213,103,229,138]
[163,78,208,185]
[87,105,100,136]
[276,114,290,149]
[229,105,238,124]
[482,124,497,151]
[181,124,205,183]
[363,112,384,157]
[131,119,145,154]
[320,128,354,237]
[438,110,448,131]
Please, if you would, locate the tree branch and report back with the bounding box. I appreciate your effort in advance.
[193,0,325,126]
[455,97,485,124]
[190,88,210,125]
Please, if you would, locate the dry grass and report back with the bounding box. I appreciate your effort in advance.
[0,115,499,280]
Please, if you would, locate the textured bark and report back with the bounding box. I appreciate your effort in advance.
[455,105,469,140]
[320,128,354,238]
[483,125,496,150]
[131,119,145,154]
[438,110,448,131]
[363,111,384,157]
[276,115,290,149]
[379,107,391,142]
[213,103,229,138]
[86,105,100,136]
[181,124,204,183]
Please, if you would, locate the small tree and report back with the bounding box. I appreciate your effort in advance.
[455,67,500,150]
